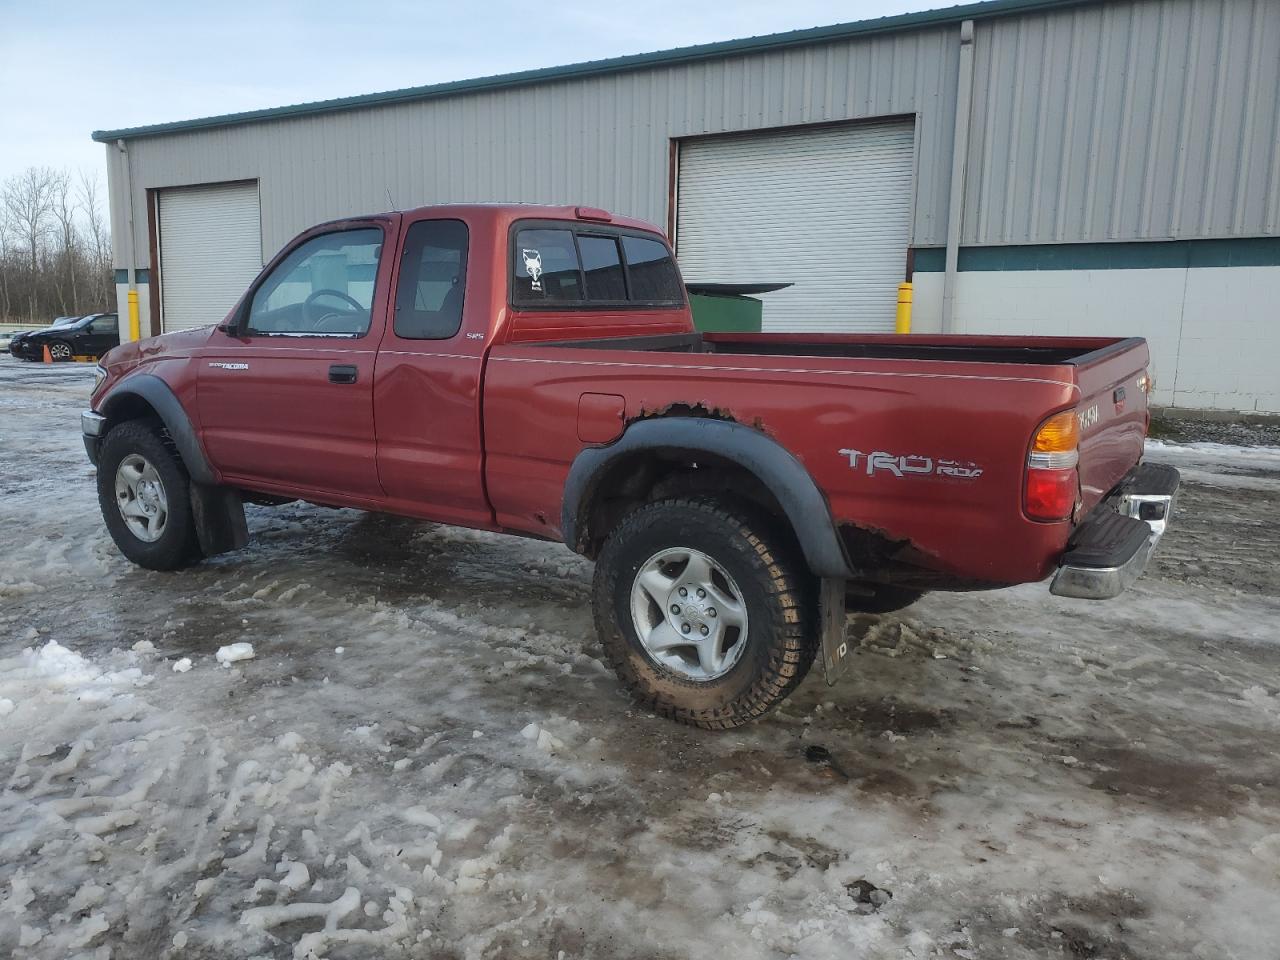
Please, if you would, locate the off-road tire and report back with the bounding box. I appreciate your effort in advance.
[593,498,817,729]
[97,419,203,570]
[847,585,926,614]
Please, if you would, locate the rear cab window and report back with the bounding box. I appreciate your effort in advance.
[511,221,683,310]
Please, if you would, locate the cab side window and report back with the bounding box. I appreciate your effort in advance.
[394,220,469,340]
[247,228,383,336]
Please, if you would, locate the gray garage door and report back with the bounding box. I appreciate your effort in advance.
[676,120,915,332]
[158,181,263,333]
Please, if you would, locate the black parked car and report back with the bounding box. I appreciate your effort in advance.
[9,313,119,361]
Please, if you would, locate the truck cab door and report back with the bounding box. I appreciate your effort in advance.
[373,216,491,528]
[198,221,397,500]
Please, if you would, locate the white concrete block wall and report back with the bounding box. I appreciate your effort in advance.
[911,266,1280,414]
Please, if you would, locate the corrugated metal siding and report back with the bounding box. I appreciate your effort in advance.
[111,27,957,264]
[108,0,1279,271]
[964,0,1280,245]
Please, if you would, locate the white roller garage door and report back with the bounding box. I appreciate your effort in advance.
[676,120,914,332]
[158,181,262,332]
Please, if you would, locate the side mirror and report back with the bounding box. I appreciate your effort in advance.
[217,305,245,336]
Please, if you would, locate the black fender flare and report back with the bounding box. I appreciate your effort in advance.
[98,373,218,485]
[561,417,852,579]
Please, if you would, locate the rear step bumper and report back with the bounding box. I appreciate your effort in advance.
[1050,462,1180,600]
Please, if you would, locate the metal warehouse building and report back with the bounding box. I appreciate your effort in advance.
[95,0,1280,413]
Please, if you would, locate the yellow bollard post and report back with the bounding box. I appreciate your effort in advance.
[128,289,140,342]
[895,282,913,334]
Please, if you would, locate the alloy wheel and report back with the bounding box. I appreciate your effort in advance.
[629,547,749,681]
[114,453,169,543]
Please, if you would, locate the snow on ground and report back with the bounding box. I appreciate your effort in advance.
[2,354,1279,959]
[1145,439,1280,492]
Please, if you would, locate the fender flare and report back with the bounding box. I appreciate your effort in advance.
[98,373,218,485]
[561,417,852,579]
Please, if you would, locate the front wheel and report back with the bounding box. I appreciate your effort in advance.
[593,499,816,729]
[48,340,73,361]
[97,420,202,570]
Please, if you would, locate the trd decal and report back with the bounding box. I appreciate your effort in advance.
[838,449,984,480]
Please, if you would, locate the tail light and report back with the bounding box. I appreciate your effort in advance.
[1025,410,1079,521]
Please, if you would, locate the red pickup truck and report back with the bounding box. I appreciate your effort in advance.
[84,204,1178,728]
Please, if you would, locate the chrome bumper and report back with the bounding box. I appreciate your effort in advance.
[82,410,107,437]
[82,410,106,466]
[1050,463,1180,600]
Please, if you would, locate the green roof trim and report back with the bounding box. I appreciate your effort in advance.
[92,0,1095,143]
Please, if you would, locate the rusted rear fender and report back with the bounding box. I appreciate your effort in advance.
[562,417,852,578]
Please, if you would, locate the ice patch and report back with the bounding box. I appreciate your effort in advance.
[277,731,304,752]
[519,721,565,753]
[172,658,193,673]
[0,697,14,716]
[216,642,256,665]
[402,806,443,830]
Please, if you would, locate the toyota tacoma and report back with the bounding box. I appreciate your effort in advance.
[83,204,1178,728]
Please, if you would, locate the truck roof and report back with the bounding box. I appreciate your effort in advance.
[322,203,667,238]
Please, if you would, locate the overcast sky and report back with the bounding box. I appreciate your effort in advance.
[0,0,949,192]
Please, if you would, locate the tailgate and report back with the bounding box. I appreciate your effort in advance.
[1071,338,1151,512]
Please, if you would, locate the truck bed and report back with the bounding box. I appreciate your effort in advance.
[486,329,1150,586]
[538,330,1138,367]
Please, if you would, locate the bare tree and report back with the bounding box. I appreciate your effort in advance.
[50,170,77,314]
[79,171,112,310]
[0,167,114,324]
[0,218,12,318]
[2,166,57,321]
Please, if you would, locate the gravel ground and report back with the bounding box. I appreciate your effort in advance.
[1149,412,1280,447]
[2,355,1279,960]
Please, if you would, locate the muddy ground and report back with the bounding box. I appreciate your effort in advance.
[1,355,1278,960]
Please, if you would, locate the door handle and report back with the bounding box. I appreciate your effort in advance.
[328,364,358,384]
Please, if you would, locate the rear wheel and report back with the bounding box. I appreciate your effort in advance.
[48,340,72,361]
[593,498,816,729]
[97,420,202,570]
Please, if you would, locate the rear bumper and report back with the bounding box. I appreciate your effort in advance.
[1050,462,1180,600]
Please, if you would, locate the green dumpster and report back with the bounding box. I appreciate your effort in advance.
[685,282,791,334]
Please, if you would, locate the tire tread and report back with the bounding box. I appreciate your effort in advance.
[593,497,817,730]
